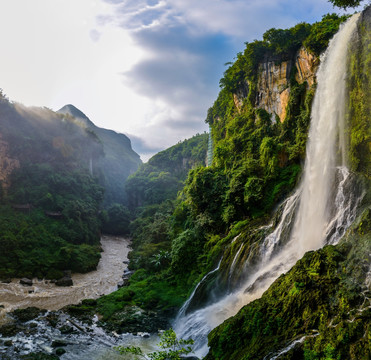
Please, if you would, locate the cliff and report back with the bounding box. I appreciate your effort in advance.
[204,8,371,360]
[58,104,142,205]
[233,46,319,123]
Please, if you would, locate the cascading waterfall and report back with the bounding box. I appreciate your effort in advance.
[173,13,361,358]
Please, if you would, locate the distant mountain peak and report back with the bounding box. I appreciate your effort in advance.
[58,104,89,120]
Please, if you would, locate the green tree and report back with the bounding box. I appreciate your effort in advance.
[115,329,194,360]
[328,0,362,9]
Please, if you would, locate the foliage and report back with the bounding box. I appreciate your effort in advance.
[115,329,194,360]
[125,133,208,208]
[303,14,349,56]
[101,203,131,235]
[347,9,371,176]
[0,100,112,277]
[328,0,362,9]
[87,13,357,338]
[0,206,101,279]
[205,233,371,360]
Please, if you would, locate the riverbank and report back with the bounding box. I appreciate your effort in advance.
[0,236,130,326]
[0,235,162,359]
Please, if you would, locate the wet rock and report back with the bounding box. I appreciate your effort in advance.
[123,269,134,276]
[3,340,13,346]
[19,353,59,360]
[45,312,59,328]
[123,260,129,264]
[181,357,200,360]
[0,278,11,284]
[51,339,68,348]
[101,305,170,334]
[58,324,75,334]
[55,276,73,287]
[137,331,150,338]
[55,348,66,356]
[13,307,46,322]
[20,278,33,286]
[117,280,125,288]
[0,324,22,337]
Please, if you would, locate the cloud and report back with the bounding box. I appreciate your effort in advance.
[126,132,164,161]
[90,29,102,42]
[96,0,362,157]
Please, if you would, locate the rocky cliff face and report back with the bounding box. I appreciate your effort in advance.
[295,47,319,87]
[233,47,319,122]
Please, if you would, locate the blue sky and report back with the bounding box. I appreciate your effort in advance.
[0,0,366,161]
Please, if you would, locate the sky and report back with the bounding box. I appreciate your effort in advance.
[0,0,366,161]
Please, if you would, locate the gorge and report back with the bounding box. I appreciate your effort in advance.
[0,3,371,360]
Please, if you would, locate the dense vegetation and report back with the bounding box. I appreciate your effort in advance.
[205,7,371,359]
[0,96,140,279]
[93,14,348,326]
[96,133,209,318]
[58,104,141,206]
[206,229,371,360]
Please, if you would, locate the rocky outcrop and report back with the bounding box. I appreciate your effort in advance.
[20,278,33,286]
[295,47,319,87]
[232,47,318,123]
[256,60,292,122]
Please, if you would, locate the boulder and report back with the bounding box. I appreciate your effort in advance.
[55,276,73,287]
[20,278,33,286]
[51,339,68,348]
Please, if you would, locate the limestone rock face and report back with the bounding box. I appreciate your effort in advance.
[295,47,319,87]
[233,84,249,113]
[232,47,318,123]
[256,60,292,122]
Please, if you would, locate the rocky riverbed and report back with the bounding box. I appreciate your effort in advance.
[0,236,164,359]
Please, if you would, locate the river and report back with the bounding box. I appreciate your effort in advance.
[0,236,161,359]
[0,235,130,324]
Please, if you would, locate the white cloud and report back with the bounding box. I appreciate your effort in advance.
[0,0,366,161]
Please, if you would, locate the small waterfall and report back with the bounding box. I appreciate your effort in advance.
[228,244,244,285]
[175,257,223,320]
[173,14,361,358]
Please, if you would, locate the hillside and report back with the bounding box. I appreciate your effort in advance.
[58,104,141,205]
[0,96,140,279]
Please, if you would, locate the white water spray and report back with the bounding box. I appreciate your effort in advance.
[174,14,360,358]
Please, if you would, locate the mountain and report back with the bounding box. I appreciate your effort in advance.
[125,132,208,208]
[58,104,142,205]
[0,96,140,280]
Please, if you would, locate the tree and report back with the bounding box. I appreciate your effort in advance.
[328,0,362,8]
[115,328,194,360]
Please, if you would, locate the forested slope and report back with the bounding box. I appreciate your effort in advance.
[0,97,140,279]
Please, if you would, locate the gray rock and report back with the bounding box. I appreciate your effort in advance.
[20,278,33,286]
[55,276,73,287]
[52,339,68,347]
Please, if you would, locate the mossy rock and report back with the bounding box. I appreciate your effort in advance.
[12,307,46,322]
[205,235,371,360]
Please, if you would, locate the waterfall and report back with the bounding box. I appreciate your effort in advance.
[173,14,361,358]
